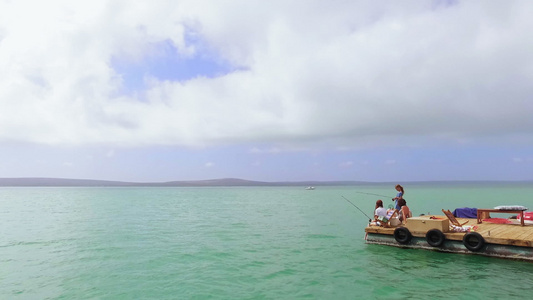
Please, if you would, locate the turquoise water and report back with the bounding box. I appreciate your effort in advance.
[1,184,532,299]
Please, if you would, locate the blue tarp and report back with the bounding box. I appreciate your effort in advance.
[453,207,478,218]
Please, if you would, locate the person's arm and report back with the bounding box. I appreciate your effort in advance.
[401,206,409,224]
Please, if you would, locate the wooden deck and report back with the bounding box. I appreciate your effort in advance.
[365,216,533,248]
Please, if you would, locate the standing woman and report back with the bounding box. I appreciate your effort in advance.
[392,184,404,211]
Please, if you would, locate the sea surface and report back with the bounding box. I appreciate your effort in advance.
[1,183,533,299]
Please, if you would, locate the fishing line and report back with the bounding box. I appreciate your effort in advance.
[355,191,392,199]
[341,196,372,222]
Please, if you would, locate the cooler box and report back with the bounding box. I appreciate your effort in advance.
[405,216,449,233]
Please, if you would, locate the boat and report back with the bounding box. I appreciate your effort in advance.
[305,186,315,190]
[365,210,533,262]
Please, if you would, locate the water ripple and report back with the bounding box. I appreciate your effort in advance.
[1,186,532,299]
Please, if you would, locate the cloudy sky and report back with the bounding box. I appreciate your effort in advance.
[0,0,532,182]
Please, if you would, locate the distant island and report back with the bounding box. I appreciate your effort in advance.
[0,177,530,187]
[0,177,371,187]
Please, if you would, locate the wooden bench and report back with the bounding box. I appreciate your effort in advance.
[477,209,525,226]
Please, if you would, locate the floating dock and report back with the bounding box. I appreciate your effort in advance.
[365,215,533,261]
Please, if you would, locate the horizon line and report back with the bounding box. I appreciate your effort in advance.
[0,177,531,187]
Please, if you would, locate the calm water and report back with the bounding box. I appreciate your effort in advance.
[1,184,533,299]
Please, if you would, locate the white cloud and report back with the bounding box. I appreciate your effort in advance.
[1,1,532,148]
[339,161,354,168]
[513,157,533,163]
[204,162,214,168]
[249,147,282,154]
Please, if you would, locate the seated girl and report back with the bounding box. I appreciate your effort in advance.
[374,200,388,221]
[398,198,412,224]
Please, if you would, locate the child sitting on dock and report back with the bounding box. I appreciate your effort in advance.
[374,200,388,221]
[398,198,412,224]
[372,200,401,227]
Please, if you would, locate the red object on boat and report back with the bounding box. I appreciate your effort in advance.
[517,211,533,221]
[482,218,512,224]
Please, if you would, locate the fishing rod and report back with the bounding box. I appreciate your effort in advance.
[341,196,372,222]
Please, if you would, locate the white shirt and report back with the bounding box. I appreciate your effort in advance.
[375,207,388,218]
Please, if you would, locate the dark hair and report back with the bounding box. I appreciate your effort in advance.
[395,184,405,195]
[375,200,383,209]
[398,198,407,207]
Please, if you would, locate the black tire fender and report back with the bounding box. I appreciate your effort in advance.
[425,229,445,247]
[394,227,412,244]
[462,232,485,252]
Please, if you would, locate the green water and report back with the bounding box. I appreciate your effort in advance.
[1,184,532,299]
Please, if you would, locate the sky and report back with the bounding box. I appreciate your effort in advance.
[0,0,532,183]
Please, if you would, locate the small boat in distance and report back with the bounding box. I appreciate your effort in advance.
[305,186,315,190]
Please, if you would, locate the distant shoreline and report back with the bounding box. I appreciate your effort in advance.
[0,177,531,187]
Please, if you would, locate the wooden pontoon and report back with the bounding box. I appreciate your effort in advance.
[365,214,533,261]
